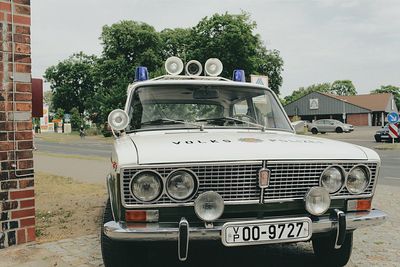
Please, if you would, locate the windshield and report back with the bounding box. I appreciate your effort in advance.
[127,84,292,132]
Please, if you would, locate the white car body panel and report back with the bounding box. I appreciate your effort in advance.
[113,129,378,166]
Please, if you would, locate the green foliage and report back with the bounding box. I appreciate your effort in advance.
[46,13,285,125]
[330,80,357,96]
[371,85,400,109]
[284,83,331,104]
[187,13,283,93]
[43,91,54,112]
[44,52,97,114]
[69,107,83,130]
[54,108,65,120]
[284,80,357,105]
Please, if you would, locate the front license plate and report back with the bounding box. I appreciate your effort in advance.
[221,218,312,247]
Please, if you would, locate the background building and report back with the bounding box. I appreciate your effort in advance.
[284,92,398,126]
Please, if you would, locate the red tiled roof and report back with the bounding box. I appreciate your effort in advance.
[321,93,392,112]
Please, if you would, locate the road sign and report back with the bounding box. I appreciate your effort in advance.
[387,112,399,124]
[250,75,269,87]
[389,123,399,139]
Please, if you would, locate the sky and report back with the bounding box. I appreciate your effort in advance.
[31,0,400,96]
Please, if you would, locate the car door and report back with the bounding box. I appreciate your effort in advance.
[326,120,336,132]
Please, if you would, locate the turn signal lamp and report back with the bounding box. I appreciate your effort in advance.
[135,66,149,81]
[233,69,245,82]
[125,210,159,222]
[347,199,371,211]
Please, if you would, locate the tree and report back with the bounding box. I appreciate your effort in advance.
[160,28,191,60]
[371,85,400,110]
[44,52,97,114]
[186,13,284,93]
[70,107,83,130]
[88,21,163,123]
[43,91,54,112]
[284,83,331,104]
[330,80,357,96]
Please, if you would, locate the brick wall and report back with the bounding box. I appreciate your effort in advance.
[0,0,34,248]
[347,113,369,126]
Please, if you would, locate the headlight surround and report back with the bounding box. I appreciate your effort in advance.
[166,169,198,201]
[320,166,345,194]
[346,165,370,194]
[130,171,163,202]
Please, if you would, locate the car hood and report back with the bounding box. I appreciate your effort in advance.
[127,130,369,165]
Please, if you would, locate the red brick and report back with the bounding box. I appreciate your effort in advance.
[10,189,34,200]
[15,25,30,34]
[0,122,14,131]
[20,217,35,227]
[0,141,14,151]
[15,63,31,73]
[17,121,32,131]
[17,150,32,159]
[0,12,4,21]
[17,229,26,244]
[16,131,32,140]
[0,151,7,160]
[16,83,31,92]
[7,14,30,26]
[14,0,31,5]
[18,159,33,169]
[0,2,11,12]
[27,227,35,242]
[15,5,30,15]
[20,199,34,209]
[16,102,31,111]
[19,179,34,189]
[11,208,35,219]
[14,43,30,54]
[14,53,31,63]
[18,140,32,149]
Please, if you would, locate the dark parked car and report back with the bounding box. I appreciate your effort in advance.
[374,123,399,142]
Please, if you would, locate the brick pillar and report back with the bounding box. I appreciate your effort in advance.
[0,0,34,248]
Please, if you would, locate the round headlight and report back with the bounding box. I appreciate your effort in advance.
[320,166,344,193]
[304,187,331,216]
[130,171,163,202]
[346,165,370,194]
[166,170,198,201]
[194,191,224,222]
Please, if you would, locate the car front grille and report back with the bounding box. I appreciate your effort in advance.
[121,161,378,207]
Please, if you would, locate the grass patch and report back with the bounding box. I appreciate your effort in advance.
[35,172,107,242]
[34,151,107,161]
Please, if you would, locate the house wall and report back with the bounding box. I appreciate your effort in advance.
[347,113,369,126]
[0,0,34,248]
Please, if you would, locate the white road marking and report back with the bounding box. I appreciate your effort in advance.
[384,177,400,180]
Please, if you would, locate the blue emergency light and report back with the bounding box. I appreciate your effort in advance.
[232,69,245,82]
[135,66,149,82]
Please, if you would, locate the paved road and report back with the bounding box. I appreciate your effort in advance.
[35,138,112,158]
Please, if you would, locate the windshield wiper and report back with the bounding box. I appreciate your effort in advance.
[142,118,204,131]
[196,116,266,132]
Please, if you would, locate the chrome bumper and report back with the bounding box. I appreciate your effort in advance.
[104,209,387,241]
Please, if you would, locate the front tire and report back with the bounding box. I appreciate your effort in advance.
[101,200,147,267]
[312,232,353,267]
[336,127,343,133]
